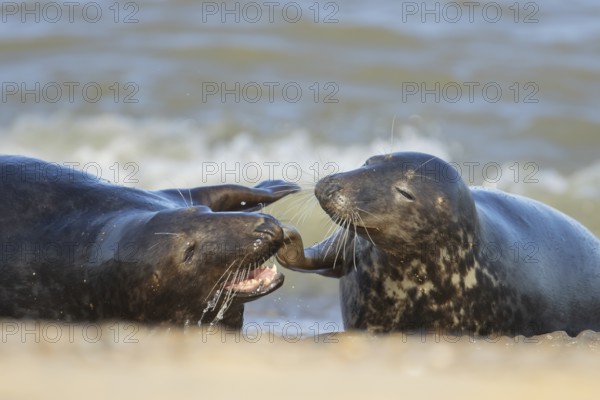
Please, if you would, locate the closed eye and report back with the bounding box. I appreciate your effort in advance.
[183,243,195,263]
[395,187,415,201]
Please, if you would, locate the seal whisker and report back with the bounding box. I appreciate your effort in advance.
[413,156,438,174]
[202,260,238,304]
[204,251,263,325]
[331,221,347,269]
[354,207,384,223]
[239,263,252,284]
[270,193,307,219]
[351,215,358,273]
[296,195,319,225]
[355,212,377,247]
[288,188,316,201]
[332,216,346,255]
[321,214,340,241]
[173,187,190,207]
[210,265,246,323]
[299,195,323,226]
[147,242,161,251]
[199,268,234,325]
[213,288,235,325]
[410,172,437,182]
[283,189,313,203]
[322,217,343,262]
[389,112,398,153]
[148,232,184,251]
[202,253,254,308]
[279,191,318,225]
[320,218,339,262]
[335,218,352,269]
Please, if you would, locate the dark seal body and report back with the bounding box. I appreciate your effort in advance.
[0,155,298,329]
[277,152,600,336]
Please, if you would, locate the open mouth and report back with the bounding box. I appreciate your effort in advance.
[224,264,284,299]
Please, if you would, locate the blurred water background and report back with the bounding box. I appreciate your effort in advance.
[1,0,599,333]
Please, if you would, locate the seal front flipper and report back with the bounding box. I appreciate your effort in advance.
[238,180,301,212]
[276,225,346,278]
[160,180,300,211]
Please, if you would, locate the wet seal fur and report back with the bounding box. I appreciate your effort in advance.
[0,155,299,329]
[277,152,600,336]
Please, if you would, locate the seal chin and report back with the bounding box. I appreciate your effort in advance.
[225,264,285,300]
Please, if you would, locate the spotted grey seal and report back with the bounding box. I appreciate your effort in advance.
[277,152,600,336]
[0,155,299,329]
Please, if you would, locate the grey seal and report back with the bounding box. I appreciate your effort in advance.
[277,152,600,336]
[0,155,299,329]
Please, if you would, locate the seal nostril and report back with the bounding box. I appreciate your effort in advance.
[316,180,343,200]
[326,185,342,198]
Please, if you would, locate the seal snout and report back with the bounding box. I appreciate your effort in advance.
[315,178,352,219]
[223,216,285,302]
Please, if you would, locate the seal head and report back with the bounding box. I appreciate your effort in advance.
[315,152,478,251]
[92,209,286,328]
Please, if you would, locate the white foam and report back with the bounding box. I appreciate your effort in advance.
[1,113,598,202]
[1,113,448,189]
[498,163,600,200]
[572,162,600,198]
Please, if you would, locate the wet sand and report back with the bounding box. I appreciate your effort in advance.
[1,322,599,399]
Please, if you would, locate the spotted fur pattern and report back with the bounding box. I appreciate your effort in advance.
[301,152,600,336]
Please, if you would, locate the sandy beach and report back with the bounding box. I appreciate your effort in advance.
[1,322,600,399]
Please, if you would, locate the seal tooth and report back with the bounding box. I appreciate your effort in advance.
[226,263,279,292]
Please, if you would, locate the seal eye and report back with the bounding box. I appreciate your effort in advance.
[395,187,415,201]
[183,243,196,263]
